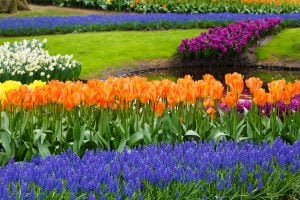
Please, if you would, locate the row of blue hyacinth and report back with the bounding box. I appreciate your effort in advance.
[0,13,299,36]
[0,138,299,199]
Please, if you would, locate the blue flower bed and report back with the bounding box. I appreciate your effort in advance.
[0,138,299,199]
[0,13,299,36]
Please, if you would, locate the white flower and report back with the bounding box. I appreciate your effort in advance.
[0,39,80,81]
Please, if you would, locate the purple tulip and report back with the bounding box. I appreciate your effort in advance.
[178,18,281,58]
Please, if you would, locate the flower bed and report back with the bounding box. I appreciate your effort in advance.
[0,13,299,36]
[178,18,281,59]
[133,0,300,14]
[227,94,300,117]
[0,138,299,199]
[30,0,300,14]
[0,74,299,165]
[0,39,81,83]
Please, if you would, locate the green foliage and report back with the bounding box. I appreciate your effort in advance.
[0,102,299,165]
[29,0,300,13]
[133,1,300,14]
[139,171,300,199]
[209,106,300,144]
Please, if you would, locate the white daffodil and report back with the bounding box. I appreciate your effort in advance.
[0,39,81,82]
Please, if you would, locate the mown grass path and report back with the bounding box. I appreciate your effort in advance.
[0,29,203,78]
[256,28,300,62]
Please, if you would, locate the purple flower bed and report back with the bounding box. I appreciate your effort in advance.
[178,18,281,59]
[0,139,299,199]
[0,13,299,36]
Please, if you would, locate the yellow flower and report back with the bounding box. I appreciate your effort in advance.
[0,80,22,101]
[2,80,22,91]
[28,80,46,90]
[0,86,6,101]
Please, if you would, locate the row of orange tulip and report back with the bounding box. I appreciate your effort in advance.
[2,73,300,116]
[241,0,299,5]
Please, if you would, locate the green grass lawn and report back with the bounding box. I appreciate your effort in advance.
[0,29,203,78]
[0,28,298,79]
[256,28,300,61]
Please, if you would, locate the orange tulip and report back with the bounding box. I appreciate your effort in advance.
[196,80,209,99]
[32,88,49,106]
[23,92,34,110]
[154,102,165,117]
[209,81,224,100]
[203,98,214,107]
[63,91,81,110]
[245,77,263,94]
[253,88,272,106]
[1,75,299,112]
[286,81,299,99]
[293,80,300,96]
[225,73,244,95]
[281,90,291,105]
[167,91,179,109]
[268,79,286,103]
[203,74,216,84]
[222,91,239,108]
[206,107,216,119]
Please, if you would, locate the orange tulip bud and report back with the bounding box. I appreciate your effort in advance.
[154,102,165,117]
[203,74,216,84]
[206,107,216,119]
[203,98,214,107]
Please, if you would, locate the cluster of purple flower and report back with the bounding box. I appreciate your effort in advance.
[0,138,299,199]
[231,94,300,116]
[266,96,298,115]
[178,18,281,58]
